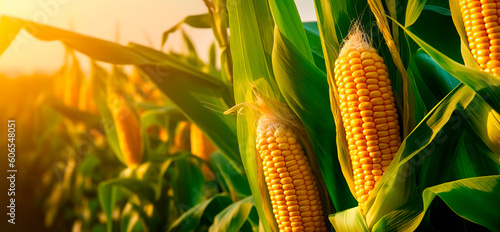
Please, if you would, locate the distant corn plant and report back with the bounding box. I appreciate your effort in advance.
[108,91,143,167]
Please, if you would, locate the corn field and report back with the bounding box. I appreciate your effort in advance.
[1,0,500,231]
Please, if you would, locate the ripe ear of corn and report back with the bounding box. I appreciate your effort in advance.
[53,71,65,99]
[333,26,401,208]
[63,53,83,107]
[190,124,217,181]
[256,115,327,232]
[190,124,217,161]
[78,78,90,111]
[110,94,143,167]
[79,77,98,113]
[159,127,169,142]
[53,51,71,99]
[459,0,500,74]
[171,121,191,153]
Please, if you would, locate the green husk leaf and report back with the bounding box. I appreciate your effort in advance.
[227,0,279,230]
[462,98,500,164]
[209,196,258,232]
[405,0,427,27]
[268,0,313,61]
[330,207,369,232]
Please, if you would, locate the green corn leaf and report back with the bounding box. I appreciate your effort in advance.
[210,151,252,200]
[168,194,233,232]
[424,5,451,16]
[77,155,101,176]
[409,6,462,63]
[98,178,152,231]
[209,196,258,232]
[128,43,227,88]
[172,155,206,209]
[227,0,279,230]
[373,175,500,231]
[396,19,500,117]
[140,106,185,156]
[405,0,427,27]
[133,157,175,201]
[303,22,326,72]
[120,204,142,232]
[412,50,460,100]
[268,0,313,62]
[161,14,212,48]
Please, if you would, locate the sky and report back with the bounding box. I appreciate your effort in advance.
[0,0,316,76]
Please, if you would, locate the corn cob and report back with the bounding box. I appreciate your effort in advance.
[159,127,169,142]
[172,121,191,152]
[53,71,65,99]
[79,77,98,113]
[53,52,70,99]
[110,94,143,167]
[257,115,327,232]
[90,129,105,148]
[63,74,81,106]
[190,124,217,161]
[333,26,401,207]
[459,0,500,74]
[190,124,217,181]
[63,54,83,107]
[78,79,90,111]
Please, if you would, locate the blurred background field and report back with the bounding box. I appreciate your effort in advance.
[0,1,277,231]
